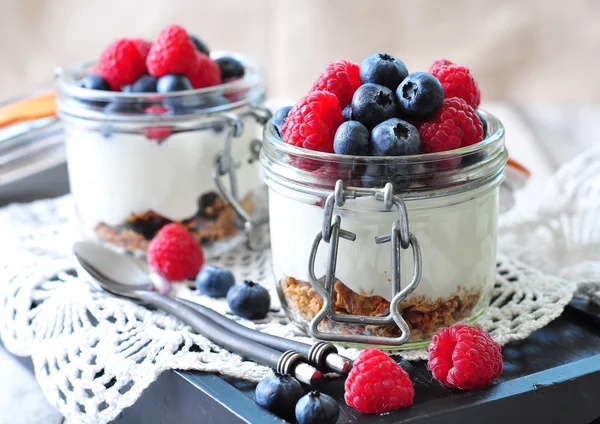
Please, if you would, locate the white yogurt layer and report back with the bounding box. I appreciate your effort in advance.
[269,187,498,301]
[66,118,261,227]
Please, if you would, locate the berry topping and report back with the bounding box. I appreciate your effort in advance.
[428,59,454,72]
[351,83,397,129]
[361,162,413,191]
[272,105,292,135]
[157,74,193,92]
[430,64,480,109]
[396,72,444,120]
[132,38,152,60]
[333,121,370,156]
[123,75,158,93]
[215,56,245,80]
[418,97,483,153]
[428,324,503,390]
[195,265,235,298]
[282,91,343,153]
[342,104,354,121]
[226,280,271,320]
[146,24,198,80]
[78,75,111,91]
[371,118,420,156]
[95,38,147,90]
[255,373,304,419]
[295,391,340,424]
[189,34,210,56]
[359,53,408,91]
[188,52,221,89]
[310,59,361,108]
[344,348,414,414]
[147,223,204,281]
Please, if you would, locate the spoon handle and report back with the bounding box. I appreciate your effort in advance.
[176,298,351,374]
[135,291,322,385]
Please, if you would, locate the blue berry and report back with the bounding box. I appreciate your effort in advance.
[272,106,292,135]
[157,74,193,93]
[351,83,397,129]
[295,391,339,424]
[255,373,304,419]
[370,118,420,156]
[103,100,140,114]
[396,357,415,379]
[361,163,412,191]
[333,121,370,156]
[195,266,235,298]
[476,111,487,137]
[226,280,270,320]
[123,75,158,93]
[78,75,111,91]
[396,72,443,120]
[216,56,245,80]
[189,34,210,56]
[342,104,354,121]
[359,53,408,91]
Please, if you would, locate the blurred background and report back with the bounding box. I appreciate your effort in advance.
[1,0,600,102]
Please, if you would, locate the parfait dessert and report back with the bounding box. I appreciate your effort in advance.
[261,54,506,346]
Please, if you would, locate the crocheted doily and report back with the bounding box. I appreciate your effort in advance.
[5,146,600,423]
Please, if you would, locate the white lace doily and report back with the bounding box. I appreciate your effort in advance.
[4,147,600,423]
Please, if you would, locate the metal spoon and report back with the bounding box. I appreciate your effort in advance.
[73,241,323,386]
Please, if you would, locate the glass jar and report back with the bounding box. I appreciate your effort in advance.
[260,111,507,348]
[55,52,269,257]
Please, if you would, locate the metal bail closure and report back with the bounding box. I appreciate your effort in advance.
[307,181,423,347]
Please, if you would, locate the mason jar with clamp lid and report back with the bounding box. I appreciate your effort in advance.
[260,110,507,348]
[55,52,270,257]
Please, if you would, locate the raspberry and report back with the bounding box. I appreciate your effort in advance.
[310,60,361,108]
[146,24,199,80]
[95,38,146,90]
[188,52,221,89]
[344,349,414,414]
[419,97,483,153]
[430,64,481,109]
[143,106,172,143]
[282,91,343,153]
[428,59,454,72]
[428,324,503,390]
[131,38,152,60]
[147,223,204,281]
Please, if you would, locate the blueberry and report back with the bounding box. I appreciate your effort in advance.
[295,391,339,424]
[333,121,370,156]
[123,75,158,93]
[370,118,420,156]
[157,74,193,93]
[255,373,304,419]
[396,357,415,379]
[351,83,397,129]
[396,72,443,120]
[103,100,140,114]
[226,280,270,320]
[272,106,292,135]
[361,163,412,191]
[476,111,487,138]
[359,53,409,91]
[189,34,210,56]
[78,75,111,91]
[195,266,235,298]
[342,104,354,121]
[216,56,245,80]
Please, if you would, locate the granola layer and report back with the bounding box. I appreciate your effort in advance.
[281,276,482,340]
[94,192,254,251]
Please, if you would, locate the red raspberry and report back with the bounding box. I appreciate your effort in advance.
[344,349,414,414]
[95,38,146,90]
[147,223,204,281]
[188,52,221,89]
[282,91,343,153]
[419,97,483,153]
[428,324,503,390]
[310,60,361,108]
[131,38,152,60]
[143,106,172,143]
[430,64,481,109]
[428,59,454,72]
[146,24,198,80]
